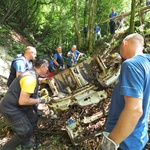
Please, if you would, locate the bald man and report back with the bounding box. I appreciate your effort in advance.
[100,33,150,150]
[67,45,84,68]
[7,46,37,87]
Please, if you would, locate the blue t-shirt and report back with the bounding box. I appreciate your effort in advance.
[13,59,32,72]
[109,12,118,22]
[54,53,63,61]
[94,25,101,33]
[106,54,150,150]
[54,53,63,68]
[83,27,88,33]
[67,50,80,67]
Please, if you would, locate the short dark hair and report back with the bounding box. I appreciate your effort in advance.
[34,58,48,68]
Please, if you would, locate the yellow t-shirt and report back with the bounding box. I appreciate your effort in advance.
[20,76,36,93]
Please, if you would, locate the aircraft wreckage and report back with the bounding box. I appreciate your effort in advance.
[37,52,121,149]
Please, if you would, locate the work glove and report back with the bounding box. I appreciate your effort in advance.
[70,53,74,57]
[38,88,51,103]
[59,66,63,69]
[99,132,119,150]
[111,53,121,61]
[81,53,86,57]
[111,53,118,58]
[40,88,49,97]
[38,96,51,104]
[42,78,48,84]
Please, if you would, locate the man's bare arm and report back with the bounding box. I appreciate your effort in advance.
[18,91,38,105]
[16,71,22,77]
[109,96,143,145]
[53,59,59,66]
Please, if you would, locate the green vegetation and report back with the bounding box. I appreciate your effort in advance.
[0,0,149,57]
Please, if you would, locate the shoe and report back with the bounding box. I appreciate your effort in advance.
[21,140,37,150]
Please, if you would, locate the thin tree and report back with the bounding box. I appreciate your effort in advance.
[86,0,97,54]
[84,0,88,25]
[129,0,136,33]
[74,0,82,48]
[139,0,145,25]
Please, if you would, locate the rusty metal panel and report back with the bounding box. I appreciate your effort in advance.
[39,53,121,147]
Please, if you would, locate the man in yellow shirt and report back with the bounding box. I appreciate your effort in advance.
[0,58,49,150]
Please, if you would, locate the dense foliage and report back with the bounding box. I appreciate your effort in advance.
[0,0,150,57]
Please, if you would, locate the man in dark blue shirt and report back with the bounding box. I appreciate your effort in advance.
[109,8,118,34]
[48,45,64,73]
[83,24,88,38]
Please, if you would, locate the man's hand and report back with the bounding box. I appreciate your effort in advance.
[59,66,63,69]
[99,132,119,150]
[81,53,86,57]
[76,53,86,61]
[38,96,51,104]
[41,96,51,103]
[41,78,48,84]
[70,53,74,57]
[38,88,51,103]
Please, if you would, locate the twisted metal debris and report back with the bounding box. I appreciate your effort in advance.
[38,53,121,149]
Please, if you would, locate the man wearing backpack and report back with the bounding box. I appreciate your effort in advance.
[7,46,37,87]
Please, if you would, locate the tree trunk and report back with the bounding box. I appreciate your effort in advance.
[84,0,88,25]
[139,0,145,24]
[74,0,82,49]
[129,0,136,33]
[59,7,62,45]
[86,0,97,54]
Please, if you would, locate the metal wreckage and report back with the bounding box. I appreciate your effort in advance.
[37,52,121,149]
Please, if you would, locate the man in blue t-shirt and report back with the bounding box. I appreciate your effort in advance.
[100,33,150,150]
[117,11,125,29]
[7,46,37,87]
[67,45,84,68]
[48,45,64,72]
[94,23,101,40]
[109,8,118,34]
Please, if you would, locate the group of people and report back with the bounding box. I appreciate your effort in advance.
[83,8,125,39]
[0,44,85,149]
[1,32,150,150]
[48,45,85,74]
